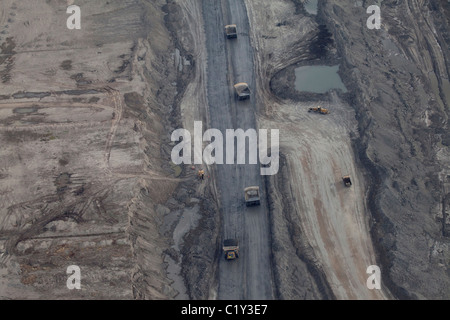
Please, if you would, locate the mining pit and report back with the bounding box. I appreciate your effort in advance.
[0,0,449,300]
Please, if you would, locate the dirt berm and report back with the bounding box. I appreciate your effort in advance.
[0,0,216,299]
[262,0,450,299]
[324,0,450,299]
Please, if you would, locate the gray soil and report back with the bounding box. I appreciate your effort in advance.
[323,0,450,299]
[268,0,450,299]
[1,0,449,300]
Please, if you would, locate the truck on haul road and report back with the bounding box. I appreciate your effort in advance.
[234,83,251,100]
[225,24,237,39]
[223,239,239,260]
[244,186,261,207]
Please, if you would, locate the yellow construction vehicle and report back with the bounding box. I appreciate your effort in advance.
[308,106,329,114]
[223,239,239,260]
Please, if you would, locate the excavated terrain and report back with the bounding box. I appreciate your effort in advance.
[1,0,449,300]
[321,0,450,299]
[261,0,450,299]
[0,0,206,299]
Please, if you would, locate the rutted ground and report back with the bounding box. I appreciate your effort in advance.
[247,0,450,299]
[322,0,450,299]
[1,0,449,300]
[244,0,388,299]
[0,0,199,299]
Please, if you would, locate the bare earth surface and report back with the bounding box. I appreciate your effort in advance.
[0,0,449,300]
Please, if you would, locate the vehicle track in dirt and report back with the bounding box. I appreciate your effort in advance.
[103,87,124,169]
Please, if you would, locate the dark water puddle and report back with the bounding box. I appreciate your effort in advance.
[295,65,347,94]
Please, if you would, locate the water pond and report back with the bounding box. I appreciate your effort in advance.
[294,65,347,94]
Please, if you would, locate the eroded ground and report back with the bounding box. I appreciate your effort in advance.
[0,0,199,299]
[0,0,449,300]
[251,0,450,299]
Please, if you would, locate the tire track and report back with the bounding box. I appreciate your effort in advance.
[103,87,124,169]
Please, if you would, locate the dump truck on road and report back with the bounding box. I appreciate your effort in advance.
[223,239,239,260]
[244,186,261,206]
[225,24,237,39]
[234,83,251,100]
